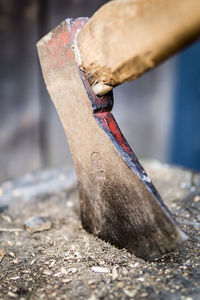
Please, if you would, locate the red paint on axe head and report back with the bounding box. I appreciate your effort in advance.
[46,22,73,69]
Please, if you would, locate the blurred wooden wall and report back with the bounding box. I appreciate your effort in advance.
[0,0,108,181]
[2,0,197,182]
[0,0,40,181]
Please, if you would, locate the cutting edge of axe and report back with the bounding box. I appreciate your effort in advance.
[37,17,188,261]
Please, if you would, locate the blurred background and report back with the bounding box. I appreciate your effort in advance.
[0,0,200,182]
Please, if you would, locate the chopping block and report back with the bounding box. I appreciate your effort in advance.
[0,162,200,299]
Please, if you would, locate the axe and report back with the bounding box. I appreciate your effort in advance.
[37,0,200,261]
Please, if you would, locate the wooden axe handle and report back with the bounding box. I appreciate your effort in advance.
[77,0,200,96]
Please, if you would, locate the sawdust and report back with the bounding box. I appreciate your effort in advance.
[0,162,200,299]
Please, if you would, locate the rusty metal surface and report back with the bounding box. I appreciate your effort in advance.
[37,18,186,261]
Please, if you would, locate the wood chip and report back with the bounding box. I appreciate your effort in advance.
[112,266,118,280]
[117,282,124,288]
[21,269,31,274]
[9,252,15,258]
[0,249,5,263]
[88,295,97,300]
[49,259,56,268]
[54,272,62,277]
[124,289,137,297]
[62,278,72,283]
[43,269,52,276]
[194,195,200,203]
[91,266,109,273]
[7,291,18,298]
[69,268,77,274]
[16,241,22,246]
[0,228,22,232]
[10,276,20,280]
[12,259,19,264]
[30,258,37,265]
[60,267,67,274]
[7,241,14,246]
[1,215,12,223]
[24,216,52,233]
[88,280,95,286]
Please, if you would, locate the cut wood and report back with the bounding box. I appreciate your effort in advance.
[77,0,200,95]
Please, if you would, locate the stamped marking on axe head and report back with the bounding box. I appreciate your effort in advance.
[37,18,187,261]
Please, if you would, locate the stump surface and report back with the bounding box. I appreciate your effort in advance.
[0,161,200,299]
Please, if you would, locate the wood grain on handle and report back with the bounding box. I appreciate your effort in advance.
[77,0,200,96]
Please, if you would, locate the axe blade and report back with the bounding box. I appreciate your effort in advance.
[37,18,187,261]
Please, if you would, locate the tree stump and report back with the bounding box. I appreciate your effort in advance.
[0,161,199,299]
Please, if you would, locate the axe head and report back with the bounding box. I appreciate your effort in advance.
[37,18,187,261]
